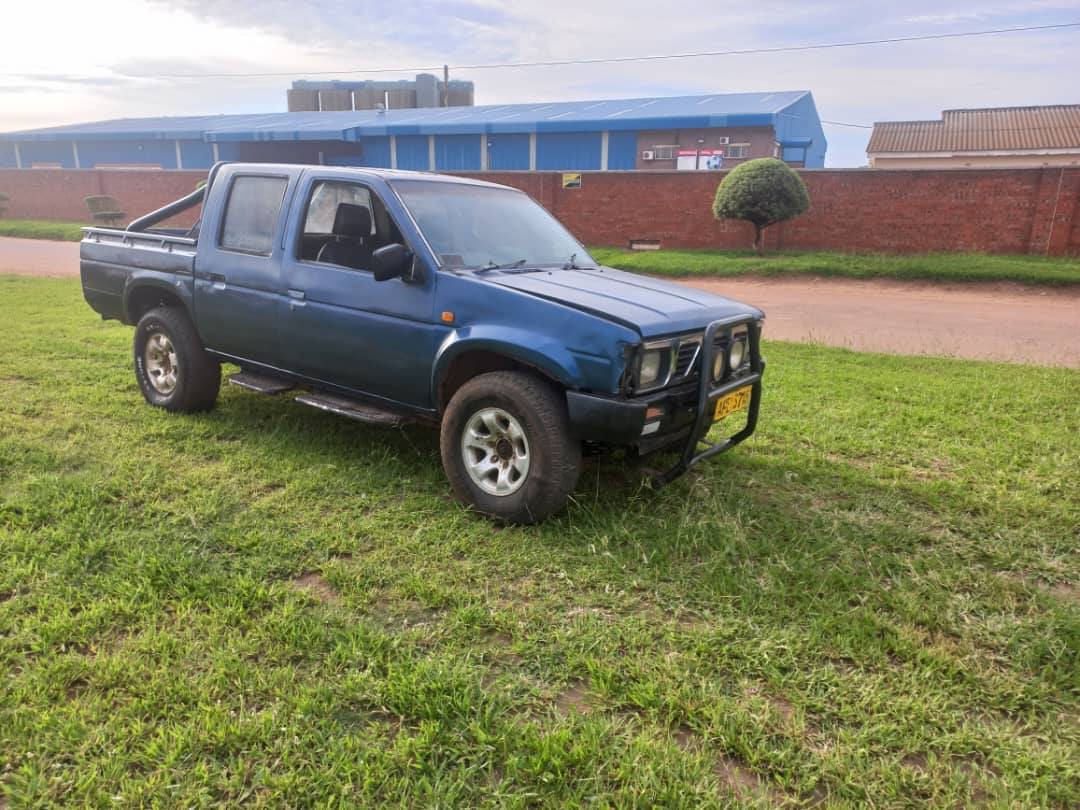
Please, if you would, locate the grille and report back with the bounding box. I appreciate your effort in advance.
[673,339,701,378]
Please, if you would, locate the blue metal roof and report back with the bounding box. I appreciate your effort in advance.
[1,91,815,142]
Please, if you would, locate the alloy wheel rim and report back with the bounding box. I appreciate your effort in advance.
[144,332,179,394]
[461,407,530,496]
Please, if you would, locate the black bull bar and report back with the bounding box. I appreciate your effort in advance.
[650,316,765,489]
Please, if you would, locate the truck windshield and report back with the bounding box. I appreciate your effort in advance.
[391,180,596,270]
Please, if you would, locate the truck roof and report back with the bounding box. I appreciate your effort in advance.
[219,163,519,192]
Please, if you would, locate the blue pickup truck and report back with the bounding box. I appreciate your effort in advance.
[80,163,765,523]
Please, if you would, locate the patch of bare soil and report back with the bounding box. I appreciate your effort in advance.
[902,753,928,772]
[1047,581,1080,603]
[715,755,785,803]
[955,755,1002,803]
[745,684,795,726]
[554,679,591,717]
[291,572,339,604]
[368,597,440,630]
[367,709,408,739]
[671,724,791,804]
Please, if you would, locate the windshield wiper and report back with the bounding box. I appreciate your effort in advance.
[475,259,528,273]
[562,252,580,270]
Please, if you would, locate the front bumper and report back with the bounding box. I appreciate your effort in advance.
[565,316,764,487]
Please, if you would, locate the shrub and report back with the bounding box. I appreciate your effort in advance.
[712,158,810,255]
[0,192,9,218]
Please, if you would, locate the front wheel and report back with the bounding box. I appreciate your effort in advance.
[440,371,582,524]
[134,306,220,412]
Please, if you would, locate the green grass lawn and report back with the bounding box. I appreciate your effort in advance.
[590,247,1080,286]
[0,219,85,242]
[1,275,1077,807]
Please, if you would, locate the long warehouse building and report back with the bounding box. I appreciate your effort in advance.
[0,91,826,172]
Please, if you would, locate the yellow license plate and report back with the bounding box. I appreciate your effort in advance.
[713,386,752,422]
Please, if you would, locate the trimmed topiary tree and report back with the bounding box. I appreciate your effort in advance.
[712,158,810,255]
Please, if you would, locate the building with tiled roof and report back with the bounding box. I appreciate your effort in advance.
[867,104,1080,169]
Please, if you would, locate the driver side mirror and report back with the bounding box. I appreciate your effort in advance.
[371,243,414,282]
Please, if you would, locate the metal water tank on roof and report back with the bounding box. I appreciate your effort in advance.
[415,73,440,108]
[447,84,474,107]
[387,88,418,109]
[286,89,320,112]
[318,89,353,111]
[353,87,382,110]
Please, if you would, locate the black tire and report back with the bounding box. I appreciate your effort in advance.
[440,371,582,524]
[133,306,220,412]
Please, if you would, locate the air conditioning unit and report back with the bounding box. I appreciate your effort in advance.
[641,150,655,160]
[717,137,730,145]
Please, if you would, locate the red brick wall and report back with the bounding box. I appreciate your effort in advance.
[2,166,1078,255]
[0,169,207,228]
[469,168,1080,256]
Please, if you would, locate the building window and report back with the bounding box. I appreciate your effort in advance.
[726,144,749,159]
[220,175,288,256]
[653,145,678,160]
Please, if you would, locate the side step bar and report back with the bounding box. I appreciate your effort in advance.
[228,372,294,395]
[294,393,409,427]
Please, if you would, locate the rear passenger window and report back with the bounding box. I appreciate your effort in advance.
[220,175,288,255]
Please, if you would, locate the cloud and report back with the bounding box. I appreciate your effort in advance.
[1,0,1078,165]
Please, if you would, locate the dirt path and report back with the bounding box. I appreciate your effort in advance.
[0,236,81,277]
[2,236,1077,367]
[677,276,1079,368]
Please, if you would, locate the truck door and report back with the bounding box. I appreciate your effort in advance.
[193,167,298,366]
[279,175,443,409]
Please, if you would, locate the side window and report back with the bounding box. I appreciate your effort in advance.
[298,180,404,270]
[220,175,288,256]
[303,182,373,235]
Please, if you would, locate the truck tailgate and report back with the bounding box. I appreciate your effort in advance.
[80,228,197,322]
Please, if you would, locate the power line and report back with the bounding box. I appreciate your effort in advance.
[821,120,874,129]
[451,22,1080,72]
[4,21,1076,81]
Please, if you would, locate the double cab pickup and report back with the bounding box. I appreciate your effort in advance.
[80,163,765,523]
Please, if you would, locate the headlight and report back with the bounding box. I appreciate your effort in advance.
[712,350,725,382]
[728,338,746,370]
[638,348,664,387]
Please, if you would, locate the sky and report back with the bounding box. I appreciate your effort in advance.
[1,0,1078,167]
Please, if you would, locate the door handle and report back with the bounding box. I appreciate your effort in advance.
[197,271,227,289]
[287,289,306,300]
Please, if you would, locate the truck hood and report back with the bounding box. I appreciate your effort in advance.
[478,265,763,338]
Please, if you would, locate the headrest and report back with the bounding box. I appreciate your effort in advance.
[332,203,371,238]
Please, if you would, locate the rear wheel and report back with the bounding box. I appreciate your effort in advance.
[441,371,582,524]
[134,306,220,412]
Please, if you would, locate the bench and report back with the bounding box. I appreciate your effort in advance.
[85,195,125,227]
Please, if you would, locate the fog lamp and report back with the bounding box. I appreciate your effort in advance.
[712,350,725,382]
[729,339,746,370]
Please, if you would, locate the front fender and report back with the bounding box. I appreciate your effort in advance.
[431,325,585,405]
